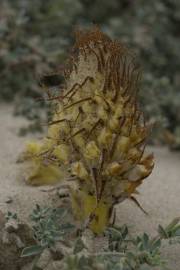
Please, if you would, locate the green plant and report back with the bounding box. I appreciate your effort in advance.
[5,211,18,222]
[22,27,154,234]
[0,0,82,129]
[21,204,180,270]
[21,204,75,257]
[72,219,180,269]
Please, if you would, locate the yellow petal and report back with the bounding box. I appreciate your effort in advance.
[98,128,112,146]
[25,141,42,156]
[97,106,108,121]
[71,161,88,179]
[84,141,100,160]
[106,162,122,176]
[52,144,69,162]
[48,125,60,139]
[116,136,130,153]
[109,116,120,131]
[27,162,64,185]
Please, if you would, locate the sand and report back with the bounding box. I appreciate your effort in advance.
[0,104,52,221]
[0,104,180,269]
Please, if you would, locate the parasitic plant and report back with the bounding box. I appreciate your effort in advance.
[22,27,154,234]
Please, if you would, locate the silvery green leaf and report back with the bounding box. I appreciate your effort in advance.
[59,223,75,231]
[21,245,44,257]
[158,225,169,239]
[152,238,161,250]
[166,217,180,231]
[142,233,149,250]
[73,238,86,254]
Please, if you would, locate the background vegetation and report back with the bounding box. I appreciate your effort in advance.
[0,0,180,146]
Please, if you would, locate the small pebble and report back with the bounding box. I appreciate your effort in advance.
[5,197,13,204]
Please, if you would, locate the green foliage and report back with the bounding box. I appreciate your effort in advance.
[0,0,82,124]
[21,204,180,269]
[5,211,18,222]
[21,204,75,257]
[0,0,82,101]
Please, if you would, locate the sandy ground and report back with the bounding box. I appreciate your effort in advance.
[0,104,180,269]
[0,104,52,221]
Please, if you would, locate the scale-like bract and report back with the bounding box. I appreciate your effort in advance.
[23,27,154,234]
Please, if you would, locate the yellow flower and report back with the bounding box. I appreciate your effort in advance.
[71,161,88,179]
[22,27,154,234]
[84,141,100,160]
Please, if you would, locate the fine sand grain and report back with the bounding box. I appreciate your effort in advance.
[0,104,53,221]
[0,104,180,269]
